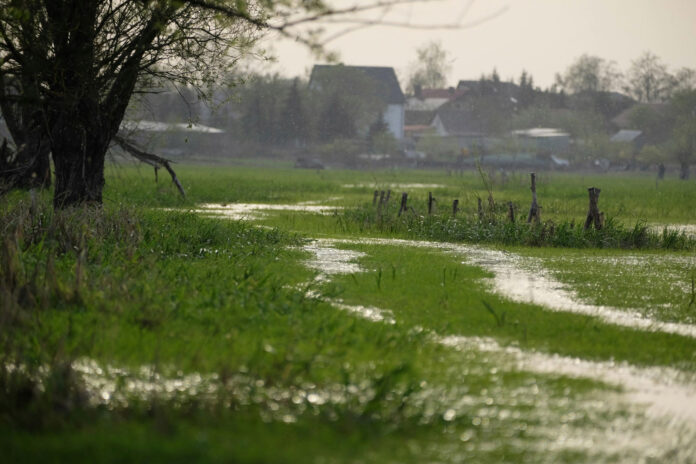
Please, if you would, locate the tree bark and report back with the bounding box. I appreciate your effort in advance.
[0,78,51,192]
[49,105,108,208]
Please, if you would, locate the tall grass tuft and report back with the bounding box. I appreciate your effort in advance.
[341,202,695,250]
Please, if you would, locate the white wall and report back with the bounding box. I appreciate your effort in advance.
[383,104,404,140]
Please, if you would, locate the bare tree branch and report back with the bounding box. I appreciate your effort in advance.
[112,134,186,198]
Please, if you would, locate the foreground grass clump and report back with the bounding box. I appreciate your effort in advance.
[339,201,695,250]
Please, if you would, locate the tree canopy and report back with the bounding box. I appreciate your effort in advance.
[406,41,451,93]
[0,0,444,207]
[555,54,621,94]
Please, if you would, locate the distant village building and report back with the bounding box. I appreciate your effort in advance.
[431,109,489,150]
[405,86,466,138]
[511,128,571,154]
[309,65,405,139]
[610,129,645,154]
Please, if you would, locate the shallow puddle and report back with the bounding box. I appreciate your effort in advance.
[342,183,446,189]
[197,202,341,220]
[650,223,696,237]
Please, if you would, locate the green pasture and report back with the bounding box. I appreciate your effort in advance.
[2,162,695,462]
[105,162,696,225]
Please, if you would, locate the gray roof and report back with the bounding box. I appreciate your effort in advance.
[309,65,405,104]
[435,109,485,136]
[610,130,642,143]
[405,110,436,126]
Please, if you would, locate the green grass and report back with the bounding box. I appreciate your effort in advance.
[512,246,696,324]
[320,243,696,369]
[104,162,696,225]
[2,162,696,462]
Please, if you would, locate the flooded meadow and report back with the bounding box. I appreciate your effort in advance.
[4,166,696,462]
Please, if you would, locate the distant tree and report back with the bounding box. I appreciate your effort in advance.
[624,52,673,103]
[277,79,308,147]
[668,89,696,179]
[491,68,500,87]
[557,54,621,94]
[242,92,266,144]
[318,92,356,141]
[670,67,696,94]
[406,41,451,93]
[626,104,671,143]
[310,66,385,140]
[518,70,535,107]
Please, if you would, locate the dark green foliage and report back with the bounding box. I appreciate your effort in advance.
[277,79,308,146]
[318,91,356,141]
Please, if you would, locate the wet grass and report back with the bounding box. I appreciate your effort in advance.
[104,162,696,225]
[512,247,696,324]
[3,162,696,462]
[321,243,696,370]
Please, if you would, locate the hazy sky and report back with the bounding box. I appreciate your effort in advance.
[262,0,696,89]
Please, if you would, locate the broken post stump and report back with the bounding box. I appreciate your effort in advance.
[398,192,408,216]
[507,201,515,223]
[385,190,391,203]
[477,197,484,221]
[373,190,379,205]
[452,199,459,217]
[428,192,434,215]
[658,163,665,180]
[583,187,602,230]
[379,190,385,206]
[526,172,540,224]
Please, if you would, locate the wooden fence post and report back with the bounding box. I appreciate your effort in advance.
[584,187,602,230]
[526,172,540,224]
[452,199,459,217]
[385,190,391,203]
[398,192,408,216]
[373,190,379,205]
[427,192,434,215]
[379,190,385,206]
[477,197,484,221]
[507,201,515,223]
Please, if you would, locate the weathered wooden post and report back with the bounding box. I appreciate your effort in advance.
[452,199,459,217]
[507,201,515,223]
[385,190,391,203]
[526,172,540,224]
[658,163,665,180]
[373,190,379,205]
[583,187,602,230]
[427,192,434,215]
[378,190,385,206]
[398,192,408,216]
[477,197,484,221]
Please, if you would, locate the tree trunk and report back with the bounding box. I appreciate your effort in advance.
[0,80,52,192]
[50,109,108,208]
